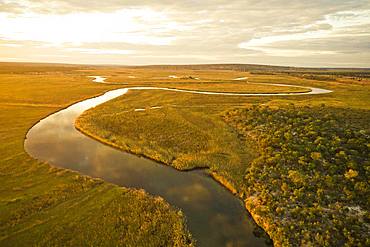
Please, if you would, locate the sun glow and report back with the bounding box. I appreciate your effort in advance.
[0,8,178,46]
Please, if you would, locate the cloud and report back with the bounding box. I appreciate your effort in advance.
[0,0,369,66]
[65,48,134,55]
[238,9,370,57]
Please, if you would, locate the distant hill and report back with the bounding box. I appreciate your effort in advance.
[132,64,370,78]
[1,62,369,77]
[133,63,370,72]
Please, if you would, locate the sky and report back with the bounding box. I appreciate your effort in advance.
[0,0,369,67]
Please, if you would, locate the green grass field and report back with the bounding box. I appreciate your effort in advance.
[0,64,193,246]
[76,67,370,246]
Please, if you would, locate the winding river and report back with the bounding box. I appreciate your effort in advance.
[24,76,332,246]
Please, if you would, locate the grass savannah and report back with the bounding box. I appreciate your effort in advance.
[1,1,369,246]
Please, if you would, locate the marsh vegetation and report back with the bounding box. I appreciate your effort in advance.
[224,106,369,246]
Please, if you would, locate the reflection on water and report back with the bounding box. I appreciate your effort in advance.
[25,89,268,247]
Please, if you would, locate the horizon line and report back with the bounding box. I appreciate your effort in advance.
[1,61,369,70]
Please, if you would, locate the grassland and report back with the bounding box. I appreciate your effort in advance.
[84,67,311,93]
[149,82,311,94]
[76,68,370,246]
[0,63,193,246]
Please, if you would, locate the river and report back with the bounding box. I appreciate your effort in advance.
[24,77,332,246]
